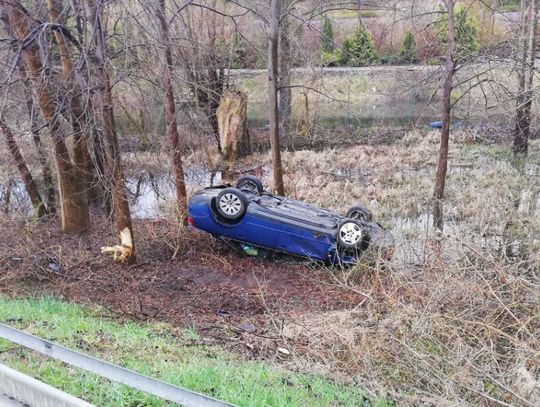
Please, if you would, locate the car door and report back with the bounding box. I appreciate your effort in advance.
[227,200,283,249]
[269,202,333,261]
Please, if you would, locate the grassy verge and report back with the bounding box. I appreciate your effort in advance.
[0,297,387,407]
[317,10,378,19]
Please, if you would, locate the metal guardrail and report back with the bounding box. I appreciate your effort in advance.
[0,323,237,407]
[0,363,95,407]
[0,393,27,406]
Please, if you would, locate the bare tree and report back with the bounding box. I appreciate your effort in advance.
[69,0,111,212]
[85,0,135,262]
[279,1,292,148]
[3,2,91,233]
[176,3,227,152]
[47,0,97,204]
[0,3,56,215]
[155,0,187,219]
[513,0,539,155]
[19,64,56,214]
[0,6,56,213]
[433,0,456,232]
[268,0,285,195]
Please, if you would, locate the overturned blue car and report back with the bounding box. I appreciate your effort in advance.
[188,176,394,265]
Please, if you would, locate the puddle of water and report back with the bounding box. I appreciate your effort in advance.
[127,167,224,219]
[389,212,468,265]
[391,213,434,265]
[388,211,531,265]
[248,113,441,130]
[1,166,235,220]
[0,181,34,217]
[126,174,175,219]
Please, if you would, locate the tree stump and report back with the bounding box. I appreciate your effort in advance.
[217,90,251,162]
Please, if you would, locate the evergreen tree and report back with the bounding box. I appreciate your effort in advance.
[399,31,418,63]
[321,16,334,53]
[438,6,479,61]
[231,35,247,69]
[340,26,378,66]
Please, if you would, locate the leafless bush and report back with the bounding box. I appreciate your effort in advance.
[237,130,540,406]
[281,236,539,406]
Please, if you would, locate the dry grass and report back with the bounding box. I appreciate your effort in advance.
[233,130,538,406]
[279,240,539,405]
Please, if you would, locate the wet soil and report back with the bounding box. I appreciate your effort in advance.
[0,218,363,348]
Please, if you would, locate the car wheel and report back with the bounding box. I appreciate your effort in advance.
[337,219,364,249]
[346,205,373,221]
[216,188,248,220]
[236,176,264,195]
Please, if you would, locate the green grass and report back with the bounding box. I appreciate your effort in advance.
[238,65,520,129]
[0,297,387,406]
[319,10,378,19]
[498,0,520,12]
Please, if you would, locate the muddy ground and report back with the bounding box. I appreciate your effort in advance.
[0,217,367,358]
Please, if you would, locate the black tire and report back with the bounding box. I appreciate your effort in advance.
[336,219,364,250]
[216,188,248,220]
[236,176,264,195]
[346,205,373,221]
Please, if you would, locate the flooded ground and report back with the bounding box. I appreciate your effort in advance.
[3,135,539,269]
[0,180,35,217]
[3,162,539,267]
[125,168,223,219]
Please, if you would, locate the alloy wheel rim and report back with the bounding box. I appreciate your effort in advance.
[219,193,242,215]
[339,222,362,244]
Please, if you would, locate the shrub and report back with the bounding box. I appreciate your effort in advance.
[437,5,480,61]
[230,36,247,69]
[321,16,335,53]
[399,31,418,64]
[380,54,399,65]
[339,26,378,66]
[321,50,340,67]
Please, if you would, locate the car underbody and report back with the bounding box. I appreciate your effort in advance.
[188,177,394,265]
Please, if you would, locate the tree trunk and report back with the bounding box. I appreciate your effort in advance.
[85,0,135,262]
[1,7,56,214]
[207,67,225,151]
[268,0,285,195]
[217,90,251,162]
[433,0,456,232]
[513,0,539,155]
[47,0,97,203]
[514,0,531,155]
[174,9,225,153]
[2,178,13,214]
[69,0,111,212]
[279,5,292,149]
[155,0,187,220]
[0,120,47,218]
[18,59,56,214]
[4,2,90,233]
